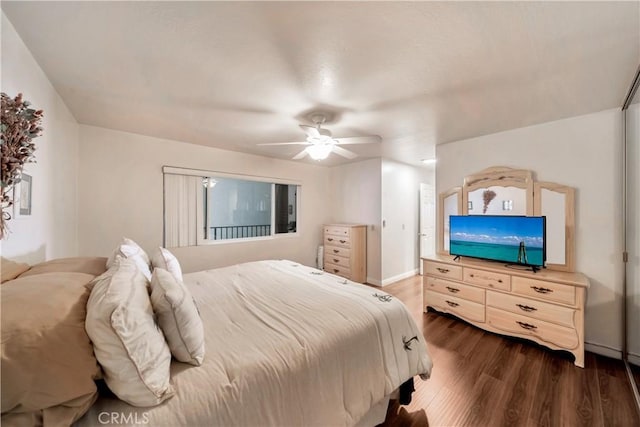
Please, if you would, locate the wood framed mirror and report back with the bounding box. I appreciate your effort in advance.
[534,182,575,272]
[436,166,575,272]
[462,167,534,216]
[437,187,462,255]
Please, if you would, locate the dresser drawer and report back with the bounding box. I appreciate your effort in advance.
[324,254,350,268]
[324,235,351,248]
[512,276,575,306]
[324,262,351,279]
[425,261,463,281]
[325,246,351,259]
[425,277,485,304]
[464,267,511,291]
[324,225,350,237]
[486,291,575,328]
[486,307,579,350]
[425,290,485,323]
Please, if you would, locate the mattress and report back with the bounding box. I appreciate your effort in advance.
[76,260,432,426]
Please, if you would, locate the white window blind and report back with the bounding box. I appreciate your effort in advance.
[164,174,199,247]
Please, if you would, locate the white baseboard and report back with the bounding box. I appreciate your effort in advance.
[381,269,419,287]
[628,352,640,366]
[585,342,623,359]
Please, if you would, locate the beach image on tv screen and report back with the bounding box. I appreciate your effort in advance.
[450,216,544,266]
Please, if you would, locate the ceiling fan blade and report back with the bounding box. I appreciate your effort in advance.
[332,146,358,160]
[257,141,309,146]
[334,135,382,145]
[300,124,320,138]
[292,149,308,160]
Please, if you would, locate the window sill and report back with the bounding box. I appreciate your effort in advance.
[197,232,299,246]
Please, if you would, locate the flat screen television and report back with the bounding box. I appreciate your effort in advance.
[449,215,546,270]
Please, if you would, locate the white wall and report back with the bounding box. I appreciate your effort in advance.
[0,13,79,263]
[78,125,331,273]
[328,158,382,284]
[381,159,434,284]
[626,101,640,362]
[328,158,434,286]
[436,108,624,355]
[78,126,429,286]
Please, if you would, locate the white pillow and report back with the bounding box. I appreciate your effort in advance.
[106,238,151,280]
[151,247,182,283]
[86,259,174,406]
[150,268,205,366]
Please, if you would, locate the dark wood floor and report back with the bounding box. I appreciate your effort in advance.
[375,275,640,427]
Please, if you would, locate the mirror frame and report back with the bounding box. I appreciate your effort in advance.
[462,166,534,215]
[437,187,462,255]
[534,182,575,272]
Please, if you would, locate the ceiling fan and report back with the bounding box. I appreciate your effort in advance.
[258,112,381,160]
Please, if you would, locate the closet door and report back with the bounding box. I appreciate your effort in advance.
[624,68,640,391]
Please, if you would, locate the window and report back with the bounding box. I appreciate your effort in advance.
[163,167,299,247]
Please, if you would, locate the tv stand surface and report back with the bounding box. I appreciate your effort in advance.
[422,255,589,367]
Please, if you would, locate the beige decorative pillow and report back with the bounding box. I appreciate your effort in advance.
[106,238,151,280]
[151,247,183,282]
[150,268,205,366]
[18,257,108,278]
[1,272,101,425]
[1,257,30,283]
[86,259,174,407]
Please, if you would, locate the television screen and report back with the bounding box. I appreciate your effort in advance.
[449,215,546,267]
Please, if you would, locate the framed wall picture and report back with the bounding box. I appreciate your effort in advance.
[13,173,32,217]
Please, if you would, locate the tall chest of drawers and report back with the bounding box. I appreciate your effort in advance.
[323,224,367,283]
[423,256,589,367]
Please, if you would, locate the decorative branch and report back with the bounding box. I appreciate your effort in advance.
[1,92,43,239]
[482,190,496,214]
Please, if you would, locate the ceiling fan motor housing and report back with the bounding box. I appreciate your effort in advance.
[308,112,330,125]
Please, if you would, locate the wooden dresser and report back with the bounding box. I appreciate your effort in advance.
[323,224,367,283]
[423,255,589,367]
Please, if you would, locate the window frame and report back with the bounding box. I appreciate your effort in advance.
[163,166,301,246]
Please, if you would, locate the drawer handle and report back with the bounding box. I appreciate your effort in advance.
[516,304,537,313]
[531,286,553,294]
[327,238,334,242]
[339,240,346,244]
[333,249,339,253]
[333,258,340,263]
[446,286,460,293]
[436,268,450,274]
[445,300,459,307]
[516,321,538,331]
[470,273,502,283]
[333,269,339,273]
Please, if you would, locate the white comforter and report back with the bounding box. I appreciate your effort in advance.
[77,260,432,426]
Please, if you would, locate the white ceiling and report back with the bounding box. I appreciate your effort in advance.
[2,1,639,167]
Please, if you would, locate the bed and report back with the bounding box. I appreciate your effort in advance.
[2,256,432,427]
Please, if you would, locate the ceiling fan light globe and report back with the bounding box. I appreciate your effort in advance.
[202,177,217,188]
[306,144,333,160]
